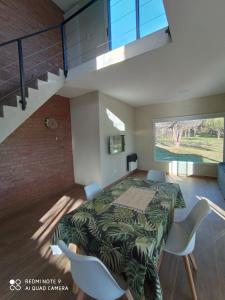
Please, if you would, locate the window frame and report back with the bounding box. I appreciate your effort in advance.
[153,112,225,164]
[107,0,139,50]
[107,0,168,50]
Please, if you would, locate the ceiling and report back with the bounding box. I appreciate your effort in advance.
[52,0,81,12]
[57,0,225,107]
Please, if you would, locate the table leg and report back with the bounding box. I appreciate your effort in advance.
[69,243,79,253]
[157,251,165,271]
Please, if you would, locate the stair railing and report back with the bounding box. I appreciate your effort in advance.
[0,0,98,111]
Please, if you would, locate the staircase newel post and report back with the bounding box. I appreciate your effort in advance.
[17,39,27,110]
[61,24,68,78]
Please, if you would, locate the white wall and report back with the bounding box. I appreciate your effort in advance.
[99,93,135,187]
[70,92,101,185]
[70,90,224,184]
[135,94,225,177]
[70,91,135,187]
[65,0,108,68]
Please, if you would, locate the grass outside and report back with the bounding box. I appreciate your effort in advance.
[155,136,224,163]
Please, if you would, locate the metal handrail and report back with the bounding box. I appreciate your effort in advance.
[66,12,169,65]
[0,41,61,71]
[0,52,62,86]
[0,75,45,102]
[0,0,99,110]
[0,0,98,48]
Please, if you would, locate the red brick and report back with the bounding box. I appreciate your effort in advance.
[0,95,75,217]
[0,0,63,98]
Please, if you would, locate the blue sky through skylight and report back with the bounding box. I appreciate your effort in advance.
[109,0,168,49]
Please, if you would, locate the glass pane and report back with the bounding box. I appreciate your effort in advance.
[139,0,168,38]
[155,117,224,163]
[110,0,136,49]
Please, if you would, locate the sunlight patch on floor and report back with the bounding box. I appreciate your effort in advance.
[167,174,185,182]
[39,240,71,273]
[30,193,85,272]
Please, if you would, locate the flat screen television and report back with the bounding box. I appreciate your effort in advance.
[108,135,125,154]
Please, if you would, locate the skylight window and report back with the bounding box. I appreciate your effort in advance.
[139,0,168,38]
[108,0,168,50]
[109,0,136,49]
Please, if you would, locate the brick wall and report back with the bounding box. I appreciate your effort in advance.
[0,95,75,217]
[0,0,63,98]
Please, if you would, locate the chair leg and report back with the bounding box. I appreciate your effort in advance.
[189,253,198,272]
[183,256,198,300]
[72,282,79,295]
[125,289,145,300]
[76,290,85,300]
[125,289,134,300]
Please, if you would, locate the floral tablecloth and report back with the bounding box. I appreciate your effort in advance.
[52,177,185,300]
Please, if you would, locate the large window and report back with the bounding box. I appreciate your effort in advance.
[139,0,168,38]
[108,0,168,50]
[109,0,137,49]
[154,116,225,163]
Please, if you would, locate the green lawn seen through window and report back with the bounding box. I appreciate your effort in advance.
[155,117,224,163]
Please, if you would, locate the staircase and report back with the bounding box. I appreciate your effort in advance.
[0,0,99,144]
[0,69,64,144]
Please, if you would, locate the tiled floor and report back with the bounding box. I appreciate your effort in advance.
[1,173,225,300]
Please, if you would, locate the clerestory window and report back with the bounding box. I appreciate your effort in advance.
[108,0,168,50]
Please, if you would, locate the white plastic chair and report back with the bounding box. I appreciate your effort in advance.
[146,170,166,182]
[164,199,211,300]
[57,240,134,300]
[84,182,102,201]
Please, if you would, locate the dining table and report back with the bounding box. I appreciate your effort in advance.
[52,177,186,300]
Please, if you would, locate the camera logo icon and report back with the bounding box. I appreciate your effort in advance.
[9,279,22,291]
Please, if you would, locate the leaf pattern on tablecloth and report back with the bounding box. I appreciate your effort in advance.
[52,177,185,300]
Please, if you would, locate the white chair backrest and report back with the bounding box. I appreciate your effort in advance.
[183,199,211,247]
[84,182,102,201]
[146,170,166,182]
[58,240,125,300]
